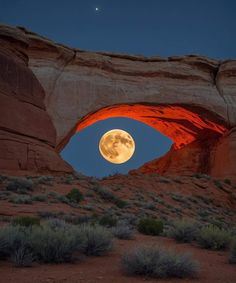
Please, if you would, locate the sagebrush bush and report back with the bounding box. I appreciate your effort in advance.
[12,216,40,227]
[112,224,134,240]
[66,188,83,203]
[6,178,33,193]
[137,218,163,236]
[0,223,84,264]
[93,185,115,201]
[30,224,84,263]
[122,245,199,278]
[229,239,236,264]
[0,225,33,261]
[168,220,199,243]
[10,195,33,204]
[0,175,7,183]
[11,246,34,267]
[214,180,224,190]
[99,215,117,227]
[62,174,74,184]
[197,225,232,250]
[114,198,128,208]
[55,193,70,204]
[35,176,53,185]
[46,218,68,230]
[32,194,47,202]
[77,224,114,256]
[0,222,114,266]
[0,228,9,259]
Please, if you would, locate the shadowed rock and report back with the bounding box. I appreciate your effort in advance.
[0,24,235,179]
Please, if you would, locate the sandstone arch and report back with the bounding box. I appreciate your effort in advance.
[63,103,226,150]
[0,25,236,179]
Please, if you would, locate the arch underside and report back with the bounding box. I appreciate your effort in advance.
[57,103,228,152]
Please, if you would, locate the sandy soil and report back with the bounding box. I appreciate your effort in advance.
[0,174,235,226]
[0,234,235,283]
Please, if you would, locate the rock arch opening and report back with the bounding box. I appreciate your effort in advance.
[59,103,227,177]
[61,116,172,177]
[1,24,235,179]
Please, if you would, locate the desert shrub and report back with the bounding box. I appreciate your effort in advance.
[66,188,83,203]
[0,175,7,183]
[214,180,224,190]
[37,210,58,219]
[230,227,236,237]
[0,225,33,262]
[0,190,11,200]
[114,198,128,208]
[122,245,198,278]
[144,202,156,210]
[196,225,232,250]
[112,223,134,239]
[11,246,34,267]
[77,224,114,256]
[171,193,186,203]
[82,204,94,211]
[64,214,92,225]
[62,174,74,184]
[47,191,57,197]
[192,173,210,179]
[137,218,163,236]
[99,215,117,227]
[46,218,68,230]
[30,224,83,263]
[10,195,33,204]
[120,213,137,226]
[32,194,47,202]
[35,176,53,185]
[55,193,70,204]
[168,220,199,243]
[93,185,115,201]
[6,177,33,193]
[12,216,40,227]
[0,215,11,222]
[0,223,86,264]
[0,230,9,259]
[229,239,236,264]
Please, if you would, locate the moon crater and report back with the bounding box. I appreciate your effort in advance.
[99,129,135,164]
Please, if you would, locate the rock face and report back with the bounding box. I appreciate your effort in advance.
[210,128,236,180]
[0,24,236,179]
[0,25,72,173]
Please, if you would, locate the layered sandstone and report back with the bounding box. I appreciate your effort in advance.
[0,24,236,179]
[0,25,72,173]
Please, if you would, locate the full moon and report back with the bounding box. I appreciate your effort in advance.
[99,129,135,164]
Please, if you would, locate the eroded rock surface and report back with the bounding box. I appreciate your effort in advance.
[0,24,236,179]
[0,25,72,173]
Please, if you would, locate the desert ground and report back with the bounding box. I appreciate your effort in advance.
[0,234,236,283]
[0,172,235,283]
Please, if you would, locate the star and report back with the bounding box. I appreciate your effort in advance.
[95,7,99,11]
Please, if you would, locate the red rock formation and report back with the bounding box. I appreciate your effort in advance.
[0,24,236,180]
[130,137,217,176]
[0,25,72,173]
[74,104,226,150]
[210,127,236,180]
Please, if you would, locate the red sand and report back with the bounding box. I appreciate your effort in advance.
[0,234,235,283]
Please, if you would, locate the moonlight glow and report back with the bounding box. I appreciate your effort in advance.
[99,129,135,164]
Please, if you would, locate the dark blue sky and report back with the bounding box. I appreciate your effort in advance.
[1,0,235,177]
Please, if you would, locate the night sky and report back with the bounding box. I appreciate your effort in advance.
[1,0,235,177]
